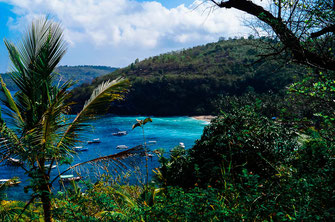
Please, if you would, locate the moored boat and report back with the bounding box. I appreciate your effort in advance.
[87,138,101,144]
[60,175,82,182]
[116,145,128,149]
[179,142,185,148]
[8,158,24,166]
[112,131,127,136]
[44,164,57,169]
[73,146,88,152]
[0,178,21,186]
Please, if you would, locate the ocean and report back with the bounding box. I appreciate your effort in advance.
[0,115,208,200]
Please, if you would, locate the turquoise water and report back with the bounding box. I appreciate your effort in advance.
[0,115,207,200]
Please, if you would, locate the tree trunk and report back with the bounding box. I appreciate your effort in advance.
[40,173,52,222]
[41,193,52,222]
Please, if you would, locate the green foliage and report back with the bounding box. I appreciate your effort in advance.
[289,70,335,132]
[155,146,194,188]
[53,182,140,221]
[169,103,298,188]
[156,97,335,220]
[135,186,234,221]
[52,181,238,221]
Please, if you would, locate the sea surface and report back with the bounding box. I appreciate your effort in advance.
[0,115,208,200]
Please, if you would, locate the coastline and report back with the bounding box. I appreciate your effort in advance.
[191,115,216,123]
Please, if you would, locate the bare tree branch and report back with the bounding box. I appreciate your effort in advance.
[210,0,335,71]
[311,24,335,38]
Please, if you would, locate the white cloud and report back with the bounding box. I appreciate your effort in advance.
[2,0,257,67]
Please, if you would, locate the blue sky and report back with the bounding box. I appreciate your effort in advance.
[138,0,195,8]
[0,0,252,73]
[0,2,17,72]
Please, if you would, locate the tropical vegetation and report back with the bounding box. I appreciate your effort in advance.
[70,37,304,115]
[0,19,129,221]
[0,0,335,221]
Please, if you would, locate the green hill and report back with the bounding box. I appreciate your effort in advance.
[70,38,303,116]
[1,65,118,90]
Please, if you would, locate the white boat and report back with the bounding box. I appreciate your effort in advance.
[112,131,127,136]
[0,139,8,144]
[8,158,23,165]
[0,179,21,186]
[146,153,154,157]
[60,175,82,182]
[116,145,128,149]
[179,142,185,148]
[148,141,157,144]
[44,164,57,169]
[73,146,88,152]
[87,138,101,144]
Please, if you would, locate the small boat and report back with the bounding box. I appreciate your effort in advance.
[60,175,82,182]
[73,146,88,152]
[8,158,23,166]
[0,179,21,186]
[148,141,157,144]
[0,139,8,144]
[44,164,57,169]
[179,142,185,148]
[146,153,154,157]
[112,131,127,136]
[116,145,128,149]
[87,138,101,144]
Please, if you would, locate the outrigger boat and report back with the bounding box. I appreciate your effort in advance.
[60,175,82,182]
[87,138,101,144]
[73,146,88,152]
[112,131,127,136]
[0,179,21,186]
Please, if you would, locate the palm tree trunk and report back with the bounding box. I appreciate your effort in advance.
[41,182,52,222]
[39,169,52,222]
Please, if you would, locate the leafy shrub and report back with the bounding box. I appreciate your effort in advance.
[190,104,298,187]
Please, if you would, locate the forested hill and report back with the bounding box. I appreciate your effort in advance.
[0,65,118,90]
[70,38,303,116]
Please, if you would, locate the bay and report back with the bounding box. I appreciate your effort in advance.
[0,115,207,200]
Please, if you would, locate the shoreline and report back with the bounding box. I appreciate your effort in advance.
[191,115,216,122]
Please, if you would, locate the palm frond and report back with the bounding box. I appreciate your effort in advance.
[82,77,130,115]
[0,76,23,124]
[0,199,37,221]
[56,77,130,151]
[51,145,144,185]
[4,18,68,130]
[18,83,74,164]
[0,111,25,162]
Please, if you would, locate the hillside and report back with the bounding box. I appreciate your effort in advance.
[1,65,118,90]
[70,38,303,116]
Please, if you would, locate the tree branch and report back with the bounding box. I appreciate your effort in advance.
[311,24,335,38]
[212,0,335,71]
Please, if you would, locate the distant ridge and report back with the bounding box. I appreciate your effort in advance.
[0,65,118,90]
[69,38,303,116]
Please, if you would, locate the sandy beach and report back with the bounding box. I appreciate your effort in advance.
[191,115,216,122]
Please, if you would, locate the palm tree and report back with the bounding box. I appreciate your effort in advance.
[0,19,130,221]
